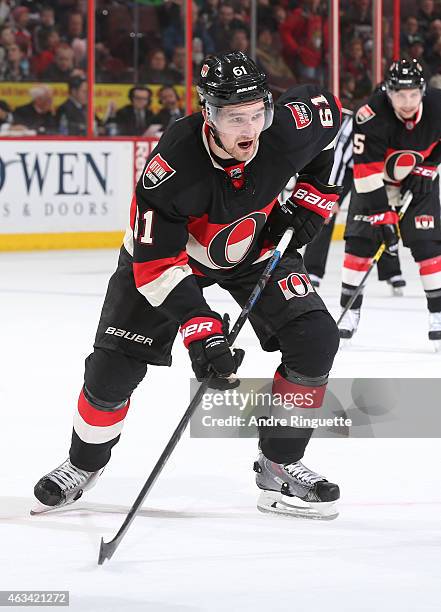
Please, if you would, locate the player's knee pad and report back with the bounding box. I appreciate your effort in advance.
[84,347,148,405]
[409,241,441,312]
[278,310,339,377]
[409,240,441,262]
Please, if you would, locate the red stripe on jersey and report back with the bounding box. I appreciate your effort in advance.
[353,161,384,178]
[385,141,440,162]
[272,370,326,409]
[344,253,371,272]
[78,389,130,427]
[418,256,441,276]
[129,194,137,230]
[188,198,277,247]
[133,251,188,287]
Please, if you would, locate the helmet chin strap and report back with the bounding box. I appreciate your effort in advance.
[208,125,230,155]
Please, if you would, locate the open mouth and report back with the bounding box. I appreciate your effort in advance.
[237,140,253,150]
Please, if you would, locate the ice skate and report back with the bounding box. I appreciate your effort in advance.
[386,275,406,297]
[308,274,321,288]
[429,312,441,352]
[338,308,360,342]
[31,459,104,515]
[254,453,340,520]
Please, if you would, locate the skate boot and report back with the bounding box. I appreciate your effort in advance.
[429,312,441,352]
[338,308,360,340]
[308,274,321,288]
[31,459,104,515]
[253,452,340,520]
[386,275,406,297]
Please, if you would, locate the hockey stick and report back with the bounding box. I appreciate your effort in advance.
[98,227,294,565]
[337,190,413,326]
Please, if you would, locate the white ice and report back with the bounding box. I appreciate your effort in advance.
[1,241,440,611]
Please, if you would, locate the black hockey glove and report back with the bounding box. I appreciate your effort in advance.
[403,164,437,195]
[265,175,343,250]
[368,210,400,255]
[180,312,244,390]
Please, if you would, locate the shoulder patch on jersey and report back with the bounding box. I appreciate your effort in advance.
[284,102,313,129]
[356,104,376,125]
[142,154,176,190]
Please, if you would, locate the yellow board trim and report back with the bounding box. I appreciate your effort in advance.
[0,224,346,252]
[0,231,125,251]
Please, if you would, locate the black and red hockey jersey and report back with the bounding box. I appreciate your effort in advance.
[352,87,441,210]
[124,84,341,323]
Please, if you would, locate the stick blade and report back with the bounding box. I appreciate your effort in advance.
[98,537,117,565]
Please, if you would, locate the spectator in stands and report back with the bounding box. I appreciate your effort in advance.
[343,37,371,97]
[34,5,56,54]
[107,85,154,136]
[0,1,11,27]
[42,43,74,81]
[235,0,251,25]
[63,11,85,44]
[168,45,186,84]
[280,0,328,83]
[141,49,180,85]
[12,6,32,57]
[13,85,57,133]
[153,85,184,132]
[425,18,441,50]
[0,99,12,127]
[340,73,356,109]
[0,24,15,64]
[229,26,249,53]
[32,27,60,77]
[425,34,441,75]
[162,1,214,60]
[200,0,220,29]
[401,16,423,51]
[405,37,431,77]
[95,41,126,83]
[256,27,295,87]
[56,74,87,135]
[417,0,440,39]
[1,42,32,80]
[209,2,245,53]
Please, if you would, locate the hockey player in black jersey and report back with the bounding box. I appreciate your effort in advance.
[33,53,342,519]
[339,59,441,346]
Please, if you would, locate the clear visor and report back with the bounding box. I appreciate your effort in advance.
[205,94,274,136]
[386,87,424,106]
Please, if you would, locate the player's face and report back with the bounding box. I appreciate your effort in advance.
[389,88,423,119]
[215,100,266,161]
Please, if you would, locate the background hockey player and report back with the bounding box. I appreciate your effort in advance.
[304,108,406,295]
[338,59,441,347]
[33,52,342,520]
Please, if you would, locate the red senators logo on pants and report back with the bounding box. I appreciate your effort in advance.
[278,273,314,299]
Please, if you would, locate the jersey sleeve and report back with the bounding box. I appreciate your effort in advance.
[352,102,390,212]
[131,150,211,324]
[274,84,342,173]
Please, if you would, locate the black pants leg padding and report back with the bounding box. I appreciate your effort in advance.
[258,311,338,464]
[84,347,148,403]
[344,236,376,258]
[408,240,441,262]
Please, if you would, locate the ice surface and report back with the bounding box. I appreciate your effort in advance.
[1,242,440,611]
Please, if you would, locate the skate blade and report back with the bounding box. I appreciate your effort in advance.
[257,490,339,521]
[390,287,404,297]
[431,339,441,353]
[30,497,79,515]
[339,336,352,349]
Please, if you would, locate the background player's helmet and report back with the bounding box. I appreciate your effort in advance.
[197,52,274,132]
[385,59,426,93]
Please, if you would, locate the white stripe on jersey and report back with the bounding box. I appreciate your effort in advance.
[330,112,353,185]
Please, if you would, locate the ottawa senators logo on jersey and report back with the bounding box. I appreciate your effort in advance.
[142,154,176,190]
[207,212,267,268]
[356,104,376,125]
[415,215,435,229]
[284,102,313,129]
[384,150,424,182]
[278,273,314,299]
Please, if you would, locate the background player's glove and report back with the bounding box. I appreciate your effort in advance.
[180,313,244,390]
[265,175,343,250]
[403,164,437,195]
[368,210,399,255]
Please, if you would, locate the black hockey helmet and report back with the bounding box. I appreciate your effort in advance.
[197,52,274,131]
[385,59,426,93]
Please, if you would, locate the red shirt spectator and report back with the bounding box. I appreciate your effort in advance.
[12,6,32,57]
